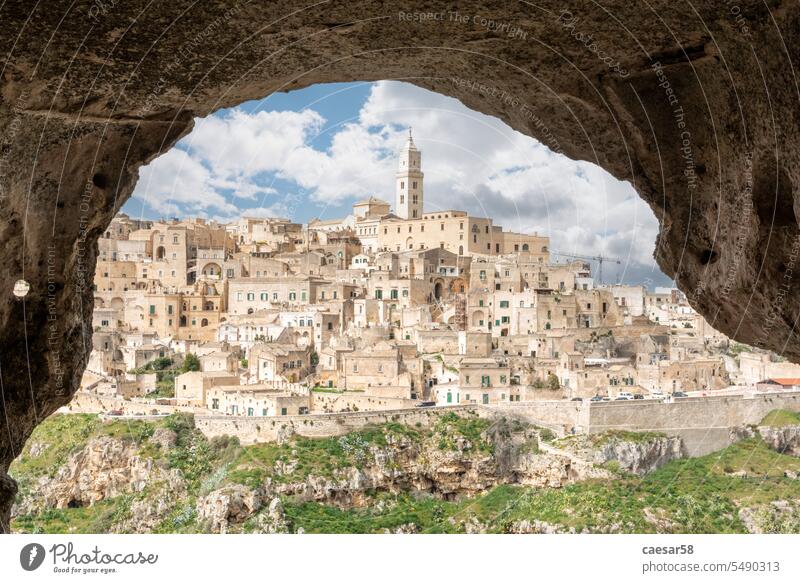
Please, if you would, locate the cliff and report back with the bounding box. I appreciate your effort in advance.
[9,411,800,533]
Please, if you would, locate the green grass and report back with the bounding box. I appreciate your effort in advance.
[10,414,100,495]
[274,438,800,534]
[227,423,424,489]
[434,412,493,453]
[12,412,800,534]
[760,409,800,427]
[12,497,130,534]
[591,430,668,446]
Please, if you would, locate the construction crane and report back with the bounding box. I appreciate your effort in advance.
[550,251,622,284]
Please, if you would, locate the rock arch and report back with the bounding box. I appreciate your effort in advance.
[1,1,799,530]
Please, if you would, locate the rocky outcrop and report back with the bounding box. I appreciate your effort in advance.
[2,1,800,531]
[35,436,172,510]
[757,426,800,457]
[197,484,263,534]
[12,429,185,530]
[556,433,684,475]
[191,427,611,528]
[731,424,800,457]
[739,500,800,534]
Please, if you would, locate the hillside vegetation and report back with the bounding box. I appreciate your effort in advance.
[9,411,800,534]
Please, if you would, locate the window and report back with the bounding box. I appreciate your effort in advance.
[280,407,287,416]
[261,293,267,301]
[391,289,398,299]
[167,305,173,315]
[500,300,509,308]
[440,223,445,231]
[400,195,404,204]
[247,292,254,301]
[211,398,219,410]
[400,181,404,189]
[479,299,484,307]
[273,292,278,301]
[375,289,383,299]
[289,292,296,301]
[501,316,510,323]
[149,305,155,315]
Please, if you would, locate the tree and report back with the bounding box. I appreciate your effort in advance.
[547,373,560,390]
[182,352,200,372]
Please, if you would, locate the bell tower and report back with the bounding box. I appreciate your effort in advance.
[395,129,423,219]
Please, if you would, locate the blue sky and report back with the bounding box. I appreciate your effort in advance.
[124,81,671,288]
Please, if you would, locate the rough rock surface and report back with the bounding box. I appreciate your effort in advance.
[196,484,263,534]
[189,429,610,529]
[2,2,800,529]
[731,424,800,457]
[556,433,684,475]
[739,500,800,534]
[757,426,800,457]
[12,434,186,531]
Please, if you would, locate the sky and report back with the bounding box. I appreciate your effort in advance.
[123,80,671,288]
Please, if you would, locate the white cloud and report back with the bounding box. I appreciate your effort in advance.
[129,80,665,284]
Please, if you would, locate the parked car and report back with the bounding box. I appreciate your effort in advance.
[672,391,689,398]
[651,391,665,399]
[617,392,634,400]
[415,401,436,408]
[590,395,604,402]
[571,397,583,402]
[633,394,645,400]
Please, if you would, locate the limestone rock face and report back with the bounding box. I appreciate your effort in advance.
[757,426,800,457]
[252,429,607,517]
[39,437,158,509]
[12,434,187,531]
[196,484,263,534]
[557,433,684,475]
[731,424,800,457]
[2,1,800,529]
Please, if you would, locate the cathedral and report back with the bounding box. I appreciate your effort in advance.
[316,130,549,261]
